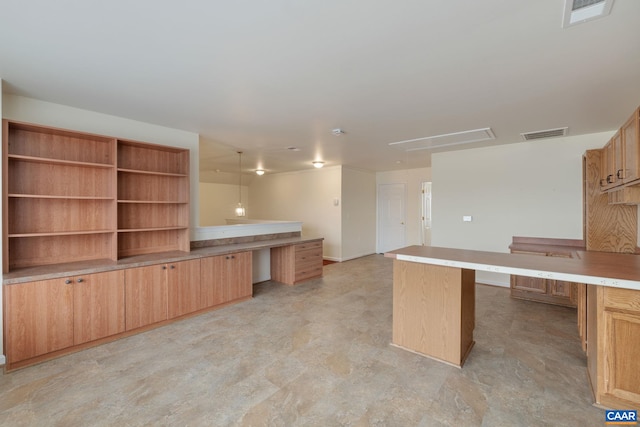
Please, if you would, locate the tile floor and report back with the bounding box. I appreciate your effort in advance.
[0,254,604,426]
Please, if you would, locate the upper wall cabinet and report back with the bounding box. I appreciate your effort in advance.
[2,120,190,273]
[622,107,640,184]
[599,106,640,201]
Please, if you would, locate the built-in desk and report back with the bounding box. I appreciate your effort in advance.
[385,245,640,410]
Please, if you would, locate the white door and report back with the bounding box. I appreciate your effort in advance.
[378,183,406,253]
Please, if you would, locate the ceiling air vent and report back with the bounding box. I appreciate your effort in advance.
[521,127,568,141]
[562,0,614,28]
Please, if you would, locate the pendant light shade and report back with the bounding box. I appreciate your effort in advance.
[235,151,246,217]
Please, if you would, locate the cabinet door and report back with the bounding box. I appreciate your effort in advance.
[549,280,572,299]
[201,255,228,308]
[602,310,640,404]
[201,252,252,308]
[623,110,639,183]
[74,270,125,345]
[513,275,546,293]
[227,252,252,301]
[4,278,74,363]
[600,140,615,188]
[125,264,168,330]
[167,259,202,319]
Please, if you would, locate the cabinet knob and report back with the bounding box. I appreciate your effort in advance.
[162,265,167,270]
[65,279,72,284]
[77,278,84,283]
[170,265,175,269]
[607,174,614,184]
[617,169,624,179]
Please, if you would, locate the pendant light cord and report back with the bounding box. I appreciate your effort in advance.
[238,151,242,204]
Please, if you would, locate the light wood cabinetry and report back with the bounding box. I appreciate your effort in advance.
[2,121,191,273]
[124,264,168,330]
[167,259,202,319]
[598,106,640,199]
[271,240,323,285]
[73,270,125,345]
[392,259,475,367]
[622,107,640,184]
[509,238,582,307]
[4,278,74,364]
[4,270,124,369]
[587,285,640,410]
[584,150,637,253]
[583,118,640,409]
[201,252,252,308]
[117,139,190,258]
[125,259,201,330]
[2,120,117,272]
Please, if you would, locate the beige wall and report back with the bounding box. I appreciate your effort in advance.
[431,132,613,286]
[341,167,377,260]
[248,166,342,260]
[376,167,432,251]
[199,182,250,226]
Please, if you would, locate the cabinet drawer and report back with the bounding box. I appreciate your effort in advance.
[295,241,322,252]
[295,248,322,264]
[604,287,640,312]
[295,265,323,283]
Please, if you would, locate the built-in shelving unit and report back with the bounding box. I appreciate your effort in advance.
[116,139,190,258]
[3,121,118,271]
[2,120,190,273]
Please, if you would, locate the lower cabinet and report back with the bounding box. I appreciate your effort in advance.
[271,240,323,285]
[167,259,202,319]
[4,270,124,369]
[125,259,201,330]
[201,251,252,308]
[510,250,577,307]
[2,246,303,370]
[587,285,640,410]
[74,271,125,345]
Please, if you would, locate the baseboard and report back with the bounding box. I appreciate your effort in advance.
[323,252,375,262]
[476,279,510,288]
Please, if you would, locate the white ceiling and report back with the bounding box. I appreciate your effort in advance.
[1,1,639,183]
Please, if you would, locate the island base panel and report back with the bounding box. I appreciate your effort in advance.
[392,260,475,367]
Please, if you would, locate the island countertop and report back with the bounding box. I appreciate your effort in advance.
[385,245,640,291]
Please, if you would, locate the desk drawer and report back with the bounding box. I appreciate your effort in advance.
[295,264,323,283]
[295,241,322,253]
[295,248,322,264]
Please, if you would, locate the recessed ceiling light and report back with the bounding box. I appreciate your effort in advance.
[287,146,300,151]
[332,128,345,136]
[255,169,265,175]
[312,161,325,168]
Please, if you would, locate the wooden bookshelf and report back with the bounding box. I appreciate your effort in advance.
[3,121,117,271]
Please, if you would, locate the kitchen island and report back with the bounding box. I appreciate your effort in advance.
[385,245,640,410]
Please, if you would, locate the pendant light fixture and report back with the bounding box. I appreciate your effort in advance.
[235,151,246,217]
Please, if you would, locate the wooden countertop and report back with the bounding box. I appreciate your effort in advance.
[385,245,640,291]
[3,236,324,285]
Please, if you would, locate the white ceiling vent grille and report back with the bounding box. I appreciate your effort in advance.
[521,127,568,141]
[388,127,495,151]
[563,0,613,28]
